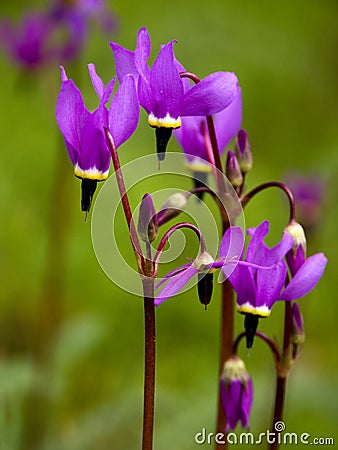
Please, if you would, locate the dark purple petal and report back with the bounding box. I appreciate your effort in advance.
[291,302,303,331]
[255,261,287,309]
[137,76,152,113]
[214,88,243,154]
[108,74,140,148]
[155,266,198,306]
[149,40,183,119]
[101,76,116,106]
[286,244,306,277]
[181,72,239,117]
[279,253,328,301]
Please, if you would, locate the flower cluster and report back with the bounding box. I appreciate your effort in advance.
[55,26,328,439]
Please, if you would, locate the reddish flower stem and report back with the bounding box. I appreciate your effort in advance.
[142,278,156,450]
[104,127,143,263]
[233,331,281,365]
[270,301,292,450]
[241,181,296,224]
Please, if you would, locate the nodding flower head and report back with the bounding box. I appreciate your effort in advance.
[110,27,240,160]
[56,64,139,215]
[220,355,253,431]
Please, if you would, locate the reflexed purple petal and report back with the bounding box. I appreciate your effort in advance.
[109,74,140,148]
[137,76,152,113]
[228,265,256,306]
[279,253,328,301]
[255,261,287,309]
[291,303,303,331]
[246,221,269,264]
[181,72,239,117]
[214,88,243,154]
[78,107,110,173]
[150,40,183,119]
[219,226,244,261]
[286,244,306,276]
[110,41,137,81]
[173,116,207,160]
[155,263,192,289]
[101,76,116,106]
[240,378,253,429]
[56,76,88,151]
[155,266,198,306]
[134,26,151,80]
[87,63,105,98]
[221,379,242,431]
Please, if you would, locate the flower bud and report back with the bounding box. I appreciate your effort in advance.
[220,355,253,431]
[156,192,190,226]
[226,150,243,188]
[234,129,252,173]
[138,193,158,243]
[290,303,305,360]
[284,220,307,275]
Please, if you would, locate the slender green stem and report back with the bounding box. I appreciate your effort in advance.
[142,278,156,450]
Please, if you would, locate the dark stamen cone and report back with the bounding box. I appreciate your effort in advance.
[155,127,172,161]
[244,313,259,349]
[193,171,208,200]
[81,179,98,214]
[197,272,214,309]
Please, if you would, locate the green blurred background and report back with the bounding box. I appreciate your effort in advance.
[0,0,337,449]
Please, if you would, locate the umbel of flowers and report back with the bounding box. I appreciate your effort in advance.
[56,26,327,450]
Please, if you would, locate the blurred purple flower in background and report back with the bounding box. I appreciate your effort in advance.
[0,0,117,69]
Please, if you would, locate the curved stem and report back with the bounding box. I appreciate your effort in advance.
[153,222,204,267]
[142,278,156,450]
[241,181,296,224]
[233,331,281,365]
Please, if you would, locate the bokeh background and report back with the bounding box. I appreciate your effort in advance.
[0,0,337,449]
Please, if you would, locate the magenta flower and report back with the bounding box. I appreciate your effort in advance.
[0,12,51,69]
[56,64,139,213]
[220,356,253,431]
[155,226,245,307]
[110,27,240,159]
[229,220,327,347]
[174,88,242,170]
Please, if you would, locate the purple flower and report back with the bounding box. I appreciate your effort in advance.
[110,27,240,159]
[0,11,51,69]
[155,226,245,307]
[174,88,242,170]
[56,64,139,213]
[220,356,253,431]
[229,220,327,347]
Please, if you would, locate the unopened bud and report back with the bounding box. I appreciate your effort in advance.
[284,220,307,256]
[138,193,158,242]
[156,192,190,226]
[226,151,243,188]
[290,303,305,360]
[221,355,251,386]
[234,129,252,173]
